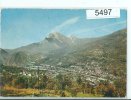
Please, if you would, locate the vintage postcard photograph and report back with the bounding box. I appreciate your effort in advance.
[0,9,127,97]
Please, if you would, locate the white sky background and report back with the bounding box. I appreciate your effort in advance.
[0,0,131,99]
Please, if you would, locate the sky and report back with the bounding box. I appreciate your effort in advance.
[1,9,127,49]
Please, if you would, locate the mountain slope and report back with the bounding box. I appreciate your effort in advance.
[39,29,127,71]
[13,32,76,55]
[0,49,9,65]
[6,51,29,67]
[1,29,126,69]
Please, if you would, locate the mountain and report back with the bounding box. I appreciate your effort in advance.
[1,29,126,68]
[12,32,77,55]
[31,29,127,69]
[2,32,80,66]
[45,32,72,45]
[0,49,9,65]
[72,29,126,63]
[6,51,29,67]
[52,29,127,77]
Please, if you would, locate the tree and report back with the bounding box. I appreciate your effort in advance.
[28,77,37,88]
[46,79,55,90]
[70,88,78,97]
[76,76,82,85]
[95,80,117,97]
[114,78,126,97]
[56,74,72,90]
[104,83,116,97]
[39,74,48,89]
[15,76,28,88]
[60,91,66,97]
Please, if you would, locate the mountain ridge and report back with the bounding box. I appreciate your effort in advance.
[0,28,127,68]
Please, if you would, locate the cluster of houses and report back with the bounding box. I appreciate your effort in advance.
[17,59,116,86]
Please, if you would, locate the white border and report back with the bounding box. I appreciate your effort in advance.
[0,0,131,99]
[0,0,128,8]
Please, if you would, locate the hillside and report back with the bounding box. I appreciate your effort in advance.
[5,51,29,67]
[37,29,126,69]
[1,29,126,73]
[0,28,127,97]
[0,49,9,65]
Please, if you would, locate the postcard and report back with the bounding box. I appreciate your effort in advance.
[0,9,127,98]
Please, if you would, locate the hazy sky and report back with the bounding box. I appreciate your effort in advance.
[1,9,127,49]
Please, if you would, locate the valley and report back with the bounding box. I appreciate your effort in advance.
[0,29,127,97]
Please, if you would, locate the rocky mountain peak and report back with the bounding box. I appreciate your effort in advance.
[48,32,63,39]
